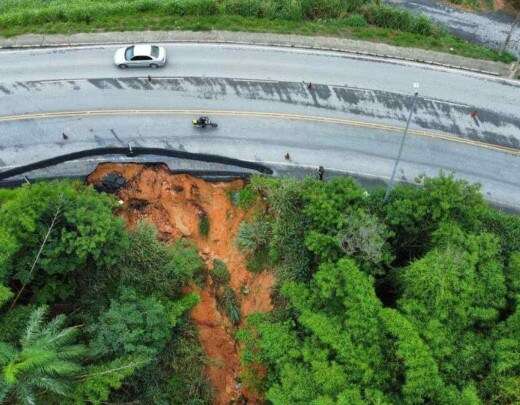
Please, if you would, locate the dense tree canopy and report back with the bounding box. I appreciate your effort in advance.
[238,174,520,404]
[0,181,128,305]
[0,181,210,404]
[0,173,519,404]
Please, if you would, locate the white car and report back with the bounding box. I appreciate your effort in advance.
[114,45,167,69]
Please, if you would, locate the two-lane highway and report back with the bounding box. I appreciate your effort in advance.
[0,43,519,207]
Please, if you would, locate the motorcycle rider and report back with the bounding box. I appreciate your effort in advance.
[195,116,209,127]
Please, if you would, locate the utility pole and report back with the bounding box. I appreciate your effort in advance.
[384,83,419,203]
[501,11,520,54]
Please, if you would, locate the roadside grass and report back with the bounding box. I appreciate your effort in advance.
[441,0,516,12]
[443,0,503,12]
[0,2,515,63]
[446,0,482,10]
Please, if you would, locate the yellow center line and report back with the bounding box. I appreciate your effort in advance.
[0,108,518,156]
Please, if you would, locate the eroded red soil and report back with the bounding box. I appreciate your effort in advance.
[87,163,274,404]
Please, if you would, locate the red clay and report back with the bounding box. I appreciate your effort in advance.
[87,163,274,404]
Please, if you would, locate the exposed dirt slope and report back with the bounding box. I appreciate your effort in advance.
[87,163,274,405]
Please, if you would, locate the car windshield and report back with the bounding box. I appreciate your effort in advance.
[151,46,160,58]
[125,46,135,61]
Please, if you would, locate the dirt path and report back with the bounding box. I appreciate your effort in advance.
[87,163,274,404]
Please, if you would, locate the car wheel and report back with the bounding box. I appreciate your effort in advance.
[119,64,128,69]
[150,63,159,69]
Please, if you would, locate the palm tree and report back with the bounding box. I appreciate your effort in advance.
[0,306,86,404]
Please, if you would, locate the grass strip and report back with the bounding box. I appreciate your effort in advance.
[0,8,514,63]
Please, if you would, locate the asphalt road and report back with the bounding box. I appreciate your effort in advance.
[0,44,519,207]
[1,44,518,115]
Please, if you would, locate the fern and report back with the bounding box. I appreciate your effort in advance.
[21,306,46,346]
[0,306,86,403]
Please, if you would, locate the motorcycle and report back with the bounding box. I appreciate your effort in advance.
[192,116,218,128]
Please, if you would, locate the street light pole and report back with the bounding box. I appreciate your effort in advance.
[384,83,419,202]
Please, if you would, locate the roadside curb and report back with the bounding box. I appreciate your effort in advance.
[0,30,514,79]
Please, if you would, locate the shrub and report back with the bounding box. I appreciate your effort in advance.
[247,247,271,273]
[90,287,171,358]
[343,13,368,28]
[120,222,205,297]
[221,0,264,18]
[182,0,219,16]
[338,209,392,266]
[260,0,279,19]
[74,355,146,404]
[211,259,231,285]
[249,177,314,282]
[106,323,212,404]
[344,0,370,12]
[233,185,258,209]
[162,0,186,15]
[362,5,437,36]
[236,219,271,254]
[67,7,95,24]
[0,285,13,308]
[236,218,272,273]
[363,5,412,31]
[412,14,434,36]
[216,286,241,325]
[199,213,210,237]
[0,305,33,344]
[303,0,336,18]
[163,323,214,404]
[134,0,160,13]
[275,0,304,20]
[162,0,218,16]
[221,0,315,20]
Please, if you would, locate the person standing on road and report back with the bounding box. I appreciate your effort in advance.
[317,166,325,181]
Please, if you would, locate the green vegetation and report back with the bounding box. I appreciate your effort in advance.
[230,185,258,209]
[444,0,517,12]
[199,213,210,237]
[0,306,85,404]
[0,0,514,63]
[216,286,241,325]
[443,0,484,10]
[1,173,519,404]
[211,259,231,285]
[160,322,214,404]
[237,174,520,404]
[0,181,212,404]
[210,259,241,325]
[236,217,272,273]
